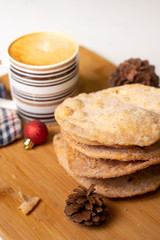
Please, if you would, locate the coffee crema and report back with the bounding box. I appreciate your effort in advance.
[8,32,78,66]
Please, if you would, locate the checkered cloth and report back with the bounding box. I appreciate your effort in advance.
[0,83,22,147]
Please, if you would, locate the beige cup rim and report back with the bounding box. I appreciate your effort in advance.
[7,31,79,70]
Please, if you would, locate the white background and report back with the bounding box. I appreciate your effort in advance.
[0,0,160,75]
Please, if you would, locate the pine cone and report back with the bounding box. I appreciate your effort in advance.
[109,58,159,87]
[64,184,108,226]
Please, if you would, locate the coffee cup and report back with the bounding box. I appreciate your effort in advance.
[0,32,79,124]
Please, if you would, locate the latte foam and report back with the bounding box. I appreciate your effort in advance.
[8,32,78,66]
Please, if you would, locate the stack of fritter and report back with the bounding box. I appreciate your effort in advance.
[54,84,160,198]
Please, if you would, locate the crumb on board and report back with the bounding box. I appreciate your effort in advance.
[2,176,6,181]
[143,231,146,236]
[123,208,128,212]
[18,191,40,215]
[12,174,17,179]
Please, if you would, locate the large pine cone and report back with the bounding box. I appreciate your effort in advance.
[109,58,159,87]
[64,184,108,226]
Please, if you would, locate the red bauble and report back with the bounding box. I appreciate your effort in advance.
[24,120,48,145]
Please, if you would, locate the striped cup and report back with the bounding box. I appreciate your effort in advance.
[7,32,79,124]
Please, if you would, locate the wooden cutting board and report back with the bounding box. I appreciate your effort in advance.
[0,47,160,240]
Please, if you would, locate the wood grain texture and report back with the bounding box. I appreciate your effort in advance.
[0,47,160,240]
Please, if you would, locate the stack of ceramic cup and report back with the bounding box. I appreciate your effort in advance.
[8,32,79,124]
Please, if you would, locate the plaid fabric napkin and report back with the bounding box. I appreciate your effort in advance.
[0,82,22,147]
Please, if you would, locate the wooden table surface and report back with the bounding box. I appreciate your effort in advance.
[0,47,160,240]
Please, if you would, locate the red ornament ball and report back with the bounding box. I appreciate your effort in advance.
[24,120,48,144]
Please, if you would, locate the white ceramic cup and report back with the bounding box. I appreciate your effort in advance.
[0,32,79,124]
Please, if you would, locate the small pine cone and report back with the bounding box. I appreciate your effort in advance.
[109,58,159,87]
[64,184,108,226]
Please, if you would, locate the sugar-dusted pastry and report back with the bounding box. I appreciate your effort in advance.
[18,191,40,215]
[53,134,160,198]
[55,84,160,147]
[54,134,160,178]
[62,130,160,161]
